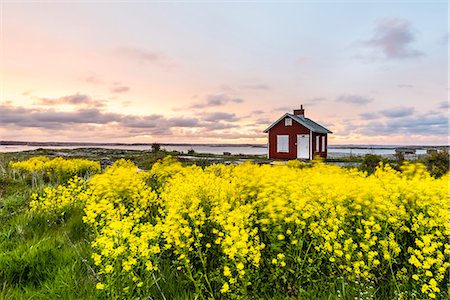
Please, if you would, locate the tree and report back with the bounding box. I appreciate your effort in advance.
[151,143,161,152]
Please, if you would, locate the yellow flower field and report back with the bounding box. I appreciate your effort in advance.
[10,156,100,186]
[27,157,450,299]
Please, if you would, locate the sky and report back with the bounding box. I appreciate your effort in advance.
[0,1,448,145]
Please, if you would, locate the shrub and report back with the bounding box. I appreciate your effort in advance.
[359,154,389,174]
[424,150,449,178]
[151,143,161,152]
[9,156,100,186]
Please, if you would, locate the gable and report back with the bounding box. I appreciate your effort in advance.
[267,115,310,134]
[263,113,332,134]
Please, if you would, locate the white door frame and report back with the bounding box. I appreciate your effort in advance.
[309,130,312,160]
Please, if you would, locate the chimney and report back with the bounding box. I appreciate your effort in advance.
[293,105,305,117]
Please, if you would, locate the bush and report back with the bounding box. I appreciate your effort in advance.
[9,156,100,186]
[359,154,389,174]
[424,150,449,178]
[151,143,161,152]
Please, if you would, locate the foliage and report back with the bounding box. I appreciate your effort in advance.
[28,158,450,299]
[424,150,449,178]
[9,156,100,186]
[151,143,161,152]
[0,164,97,299]
[359,154,390,175]
[285,159,309,169]
[29,176,88,215]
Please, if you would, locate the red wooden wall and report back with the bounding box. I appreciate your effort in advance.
[268,117,328,160]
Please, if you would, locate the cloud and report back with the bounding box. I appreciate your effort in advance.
[379,106,415,118]
[169,117,202,127]
[35,93,107,107]
[207,94,243,106]
[205,122,239,130]
[363,18,423,59]
[0,101,242,138]
[120,114,164,128]
[202,112,240,122]
[367,114,448,136]
[219,83,271,94]
[110,85,130,94]
[2,99,446,142]
[192,129,264,140]
[304,97,327,106]
[120,48,160,62]
[190,94,244,109]
[82,75,103,84]
[81,76,130,94]
[344,110,448,137]
[251,110,265,114]
[336,94,373,105]
[438,32,449,45]
[360,106,415,119]
[274,106,291,112]
[119,47,169,66]
[360,112,379,120]
[239,84,271,91]
[1,104,120,129]
[438,101,449,110]
[254,118,272,125]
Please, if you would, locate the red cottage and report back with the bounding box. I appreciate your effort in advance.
[263,106,332,160]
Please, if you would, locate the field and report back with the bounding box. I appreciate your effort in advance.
[0,149,448,299]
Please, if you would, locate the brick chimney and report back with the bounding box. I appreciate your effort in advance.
[293,105,305,117]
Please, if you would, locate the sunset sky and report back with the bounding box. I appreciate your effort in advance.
[0,1,448,145]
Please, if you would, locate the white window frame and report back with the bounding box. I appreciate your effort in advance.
[322,136,326,152]
[277,135,289,153]
[285,118,292,126]
[316,135,320,152]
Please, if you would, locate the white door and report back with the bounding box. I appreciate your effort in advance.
[297,134,309,159]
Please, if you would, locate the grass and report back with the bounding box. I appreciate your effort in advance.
[0,154,98,299]
[0,150,446,299]
[0,193,97,299]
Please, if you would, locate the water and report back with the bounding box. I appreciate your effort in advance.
[0,145,154,153]
[329,148,427,155]
[164,145,266,155]
[0,144,430,155]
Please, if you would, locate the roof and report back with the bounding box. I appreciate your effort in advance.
[263,113,332,134]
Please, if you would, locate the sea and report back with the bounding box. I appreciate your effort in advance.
[0,144,432,156]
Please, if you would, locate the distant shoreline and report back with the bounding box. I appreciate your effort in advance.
[0,140,448,150]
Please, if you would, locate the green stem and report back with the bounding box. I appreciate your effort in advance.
[198,249,215,299]
[388,258,400,293]
[184,258,200,296]
[299,240,313,273]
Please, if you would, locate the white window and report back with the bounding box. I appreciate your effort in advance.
[277,135,289,153]
[285,118,292,126]
[322,136,326,152]
[316,135,320,152]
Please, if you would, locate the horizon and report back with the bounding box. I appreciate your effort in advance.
[1,2,448,145]
[1,140,448,148]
